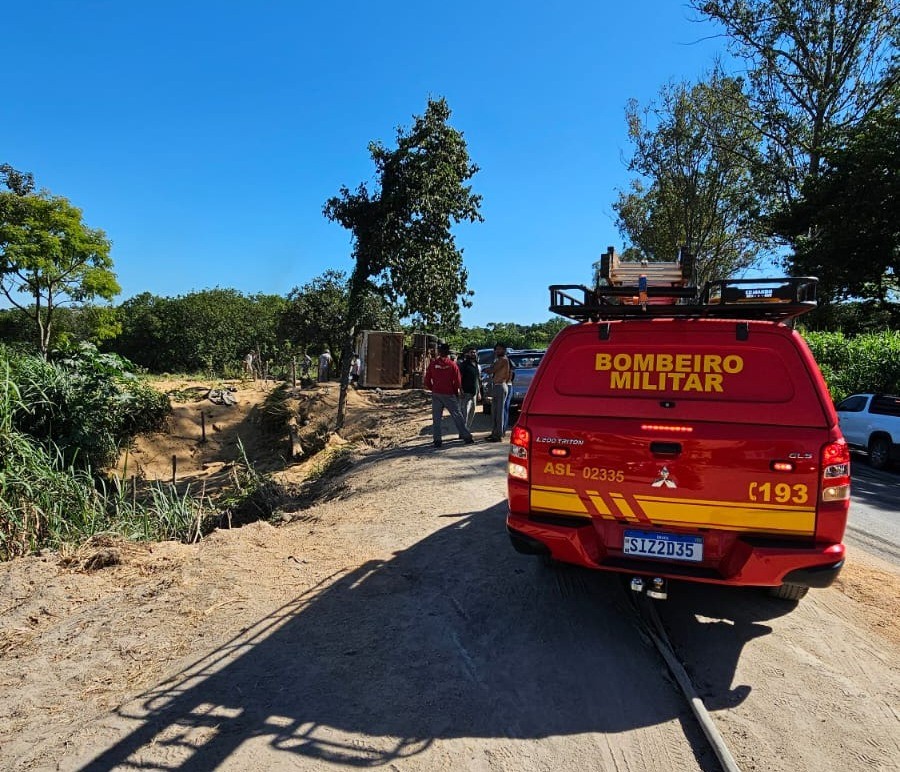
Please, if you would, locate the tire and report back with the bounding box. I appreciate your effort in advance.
[868,435,891,470]
[768,583,809,601]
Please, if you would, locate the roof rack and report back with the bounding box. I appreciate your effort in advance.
[550,277,818,323]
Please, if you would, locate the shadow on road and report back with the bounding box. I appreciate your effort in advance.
[849,460,900,512]
[76,501,739,770]
[654,582,797,710]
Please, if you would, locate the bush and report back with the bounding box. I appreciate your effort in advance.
[803,329,900,402]
[0,345,285,560]
[6,343,169,471]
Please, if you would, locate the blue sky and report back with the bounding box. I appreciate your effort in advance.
[3,1,730,327]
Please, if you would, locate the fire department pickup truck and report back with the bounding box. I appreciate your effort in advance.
[506,275,850,602]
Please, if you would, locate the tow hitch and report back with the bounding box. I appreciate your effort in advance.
[630,576,668,601]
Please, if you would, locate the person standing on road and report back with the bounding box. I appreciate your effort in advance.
[458,346,481,431]
[424,343,475,448]
[485,343,513,442]
[318,349,332,382]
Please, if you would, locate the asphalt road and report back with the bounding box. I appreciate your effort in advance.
[846,457,900,565]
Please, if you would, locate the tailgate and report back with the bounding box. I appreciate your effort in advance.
[528,416,821,536]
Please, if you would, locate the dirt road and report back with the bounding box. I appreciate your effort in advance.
[1,392,898,771]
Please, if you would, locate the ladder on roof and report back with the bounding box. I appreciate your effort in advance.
[550,277,819,323]
[594,246,694,290]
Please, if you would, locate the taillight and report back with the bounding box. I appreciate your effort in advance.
[821,439,850,502]
[508,425,530,481]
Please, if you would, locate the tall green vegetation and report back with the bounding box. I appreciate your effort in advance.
[0,345,280,560]
[688,0,898,307]
[0,344,177,559]
[616,2,898,315]
[447,319,571,351]
[691,0,897,208]
[770,99,899,316]
[803,329,900,401]
[4,344,169,472]
[113,289,286,374]
[0,165,120,354]
[278,269,400,371]
[324,96,483,427]
[615,68,763,284]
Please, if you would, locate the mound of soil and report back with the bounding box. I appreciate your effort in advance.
[115,378,433,498]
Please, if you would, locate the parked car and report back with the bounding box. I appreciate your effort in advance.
[481,350,546,414]
[476,348,495,368]
[835,393,900,470]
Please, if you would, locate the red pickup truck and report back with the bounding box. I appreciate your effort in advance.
[506,278,850,602]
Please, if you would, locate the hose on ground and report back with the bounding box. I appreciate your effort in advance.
[636,594,742,772]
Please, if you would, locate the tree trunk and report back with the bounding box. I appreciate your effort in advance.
[335,328,356,431]
[35,294,50,356]
[335,265,370,431]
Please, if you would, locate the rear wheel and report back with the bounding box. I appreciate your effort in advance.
[868,435,890,470]
[768,583,809,601]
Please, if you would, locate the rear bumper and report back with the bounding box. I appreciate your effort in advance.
[507,512,845,588]
[780,560,844,588]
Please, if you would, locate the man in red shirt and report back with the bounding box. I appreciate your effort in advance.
[425,343,476,448]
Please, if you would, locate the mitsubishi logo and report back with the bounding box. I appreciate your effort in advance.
[652,466,677,488]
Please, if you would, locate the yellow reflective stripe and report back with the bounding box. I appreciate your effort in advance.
[584,490,613,517]
[634,495,815,535]
[609,493,640,522]
[529,488,815,534]
[531,486,589,516]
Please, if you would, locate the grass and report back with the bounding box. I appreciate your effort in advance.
[0,352,279,561]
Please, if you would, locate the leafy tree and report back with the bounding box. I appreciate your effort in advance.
[0,169,119,354]
[0,304,120,349]
[614,70,763,285]
[111,289,286,374]
[447,319,571,352]
[324,97,483,427]
[112,292,176,372]
[770,99,899,315]
[0,164,35,196]
[278,269,398,369]
[691,0,898,211]
[0,307,34,345]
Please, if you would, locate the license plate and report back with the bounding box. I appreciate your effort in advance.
[623,530,704,562]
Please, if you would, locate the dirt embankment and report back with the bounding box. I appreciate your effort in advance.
[0,379,898,771]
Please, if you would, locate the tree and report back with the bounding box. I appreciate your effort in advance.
[691,0,898,211]
[614,70,763,285]
[0,170,119,354]
[324,97,483,428]
[278,270,398,369]
[770,98,899,315]
[445,319,571,352]
[111,289,286,374]
[0,164,35,196]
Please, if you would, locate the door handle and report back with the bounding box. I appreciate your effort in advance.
[650,441,682,456]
